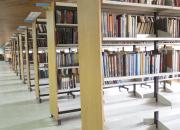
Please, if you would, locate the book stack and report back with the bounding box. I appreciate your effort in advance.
[38,53,48,63]
[39,69,48,79]
[56,8,77,24]
[28,42,33,49]
[102,13,155,37]
[160,46,180,72]
[56,51,79,67]
[175,50,180,71]
[102,47,179,78]
[111,0,179,6]
[56,28,78,44]
[57,68,79,90]
[37,24,47,33]
[37,39,47,47]
[157,17,180,37]
[137,16,154,34]
[29,53,33,62]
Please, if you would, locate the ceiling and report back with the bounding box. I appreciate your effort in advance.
[0,0,47,47]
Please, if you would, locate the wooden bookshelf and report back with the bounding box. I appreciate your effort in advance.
[77,0,180,129]
[24,28,31,90]
[46,1,80,124]
[19,33,25,83]
[32,18,48,103]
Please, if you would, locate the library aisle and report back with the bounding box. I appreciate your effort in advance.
[0,61,81,130]
[2,61,180,130]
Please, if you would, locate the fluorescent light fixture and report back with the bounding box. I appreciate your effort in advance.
[34,3,49,7]
[24,11,41,23]
[17,26,27,31]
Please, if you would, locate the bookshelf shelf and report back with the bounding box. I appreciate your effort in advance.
[104,72,180,81]
[56,2,77,7]
[103,37,180,42]
[58,66,79,69]
[38,46,79,51]
[39,68,48,70]
[58,87,80,94]
[102,0,180,16]
[56,23,78,27]
[56,44,78,48]
[46,1,80,124]
[38,47,48,51]
[37,33,47,35]
[104,75,180,88]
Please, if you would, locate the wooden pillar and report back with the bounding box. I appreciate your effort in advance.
[46,1,59,120]
[32,21,40,99]
[25,29,31,88]
[78,0,104,130]
[19,34,25,82]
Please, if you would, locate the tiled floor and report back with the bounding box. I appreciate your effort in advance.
[0,61,81,130]
[1,61,180,130]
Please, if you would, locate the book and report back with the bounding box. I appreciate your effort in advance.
[38,53,48,63]
[57,68,79,90]
[102,48,179,78]
[37,39,47,47]
[102,12,155,37]
[56,8,77,24]
[39,69,48,79]
[56,51,79,67]
[56,28,78,44]
[37,24,47,33]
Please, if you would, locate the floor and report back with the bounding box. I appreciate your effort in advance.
[1,61,180,130]
[0,61,81,130]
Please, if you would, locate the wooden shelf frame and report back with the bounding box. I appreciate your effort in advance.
[78,0,180,130]
[32,19,49,102]
[46,1,81,123]
[19,33,25,83]
[24,28,32,89]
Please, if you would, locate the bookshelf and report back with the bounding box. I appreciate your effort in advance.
[9,36,22,78]
[24,28,32,90]
[78,0,180,130]
[11,39,16,72]
[32,19,49,103]
[16,36,21,79]
[46,1,80,124]
[18,33,25,83]
[4,46,11,62]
